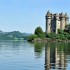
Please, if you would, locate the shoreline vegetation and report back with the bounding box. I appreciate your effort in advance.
[28,24,70,42]
[28,38,70,43]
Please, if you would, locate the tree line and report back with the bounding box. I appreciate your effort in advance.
[0,31,30,40]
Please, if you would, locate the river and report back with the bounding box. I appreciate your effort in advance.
[0,41,70,70]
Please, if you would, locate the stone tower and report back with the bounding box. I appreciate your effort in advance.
[45,11,69,34]
[46,11,51,34]
[65,13,69,25]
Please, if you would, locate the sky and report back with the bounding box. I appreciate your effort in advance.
[0,0,70,33]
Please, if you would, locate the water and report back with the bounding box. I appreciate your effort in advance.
[0,41,70,70]
[0,41,45,70]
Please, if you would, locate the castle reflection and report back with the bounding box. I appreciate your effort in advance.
[45,42,68,70]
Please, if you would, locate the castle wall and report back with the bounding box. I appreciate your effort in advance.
[55,18,58,34]
[60,18,65,30]
[51,20,56,32]
[51,16,61,34]
[65,18,69,25]
[57,20,60,29]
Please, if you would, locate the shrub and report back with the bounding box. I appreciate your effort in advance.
[58,29,64,34]
[28,34,38,41]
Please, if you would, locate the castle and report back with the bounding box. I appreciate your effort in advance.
[45,11,69,34]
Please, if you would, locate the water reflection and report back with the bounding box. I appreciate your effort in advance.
[45,42,70,70]
[34,42,45,58]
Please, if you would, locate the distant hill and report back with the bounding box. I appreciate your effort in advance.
[0,31,31,40]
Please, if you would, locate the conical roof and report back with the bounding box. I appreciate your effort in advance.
[46,10,51,17]
[47,10,50,14]
[61,12,64,17]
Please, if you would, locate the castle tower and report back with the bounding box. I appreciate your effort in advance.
[65,13,69,26]
[55,13,59,34]
[60,13,65,30]
[46,11,51,34]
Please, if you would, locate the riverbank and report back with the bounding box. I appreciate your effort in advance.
[28,38,70,43]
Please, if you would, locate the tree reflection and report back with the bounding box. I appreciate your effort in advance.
[34,42,45,58]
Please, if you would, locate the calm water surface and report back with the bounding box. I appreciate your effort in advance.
[0,41,70,70]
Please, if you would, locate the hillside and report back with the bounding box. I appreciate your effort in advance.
[0,31,31,40]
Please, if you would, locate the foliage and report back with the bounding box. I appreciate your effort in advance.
[35,27,43,35]
[58,29,64,34]
[0,31,30,40]
[38,33,45,38]
[65,24,70,33]
[46,30,70,40]
[28,26,70,42]
[65,24,70,29]
[28,27,46,41]
[28,34,38,41]
[46,33,56,39]
[34,27,45,38]
[34,42,45,57]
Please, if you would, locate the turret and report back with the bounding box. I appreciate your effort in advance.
[65,13,69,25]
[60,12,65,30]
[46,10,51,34]
[55,13,59,34]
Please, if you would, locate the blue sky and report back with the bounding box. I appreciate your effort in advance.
[0,0,70,33]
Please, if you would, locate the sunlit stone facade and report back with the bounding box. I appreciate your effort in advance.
[46,11,69,34]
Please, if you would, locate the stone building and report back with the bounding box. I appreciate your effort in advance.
[45,11,69,34]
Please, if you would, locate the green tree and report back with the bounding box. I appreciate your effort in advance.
[34,27,45,38]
